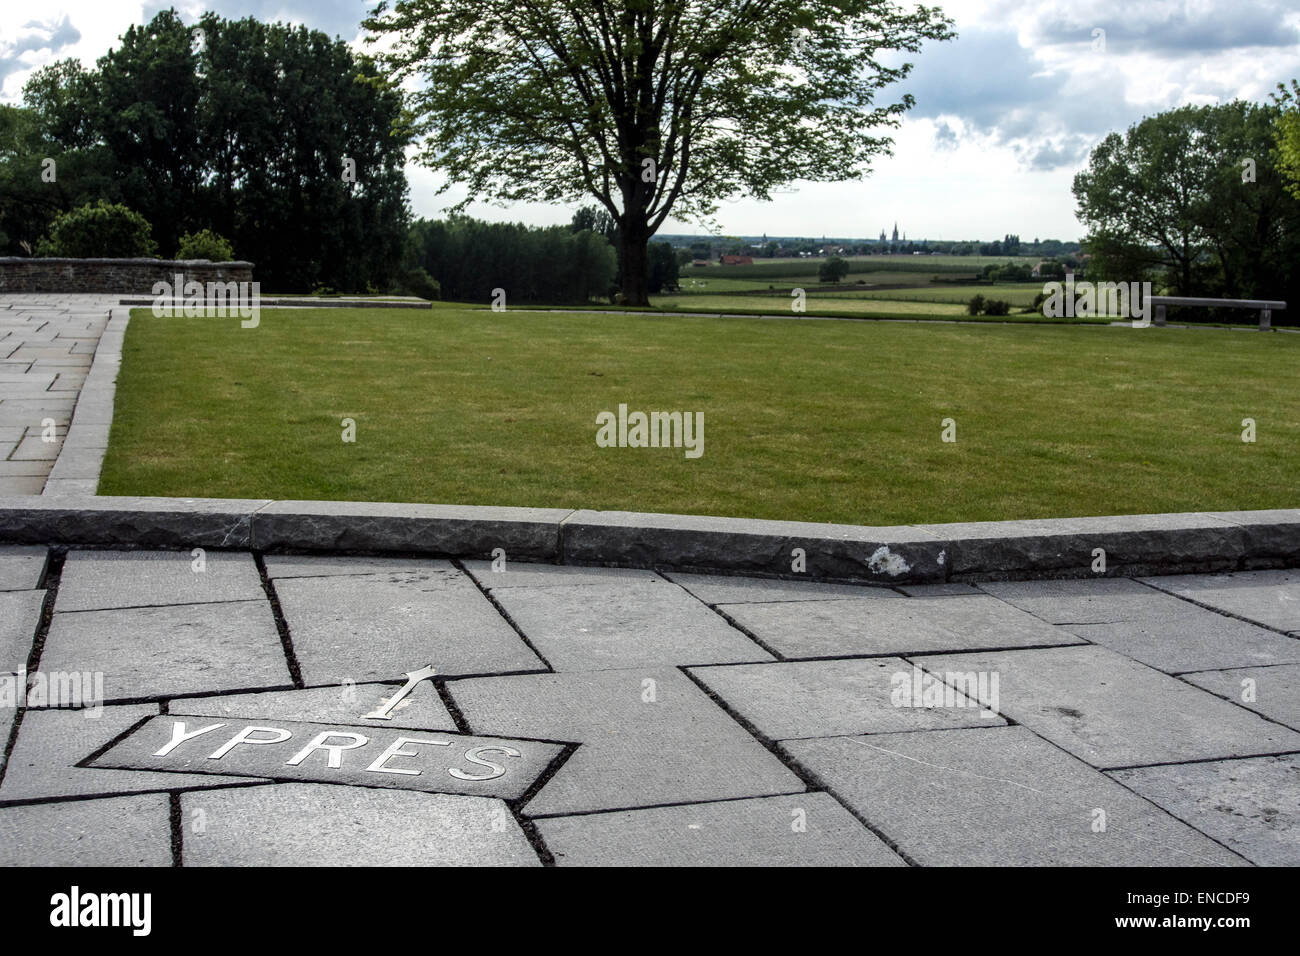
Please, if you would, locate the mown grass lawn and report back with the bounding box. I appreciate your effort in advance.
[99,306,1300,525]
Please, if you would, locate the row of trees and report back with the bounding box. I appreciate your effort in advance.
[406,217,617,304]
[1074,92,1300,310]
[0,10,410,292]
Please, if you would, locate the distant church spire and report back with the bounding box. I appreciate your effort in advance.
[891,222,899,242]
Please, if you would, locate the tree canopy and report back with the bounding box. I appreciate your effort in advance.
[1073,100,1300,308]
[364,0,954,303]
[3,9,412,292]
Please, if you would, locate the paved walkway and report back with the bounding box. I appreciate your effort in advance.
[0,296,119,496]
[1,549,1296,866]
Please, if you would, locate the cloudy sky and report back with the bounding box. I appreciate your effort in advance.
[2,0,1298,241]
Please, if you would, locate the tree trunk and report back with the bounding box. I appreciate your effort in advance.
[619,225,650,306]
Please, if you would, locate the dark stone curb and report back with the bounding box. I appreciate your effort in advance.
[0,497,1297,584]
[117,297,431,310]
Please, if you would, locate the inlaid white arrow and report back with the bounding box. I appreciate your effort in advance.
[363,664,438,721]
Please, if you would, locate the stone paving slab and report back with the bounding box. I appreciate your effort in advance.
[663,570,899,605]
[781,726,1248,866]
[93,714,564,800]
[57,549,265,611]
[0,705,264,802]
[0,546,47,591]
[721,594,1084,659]
[447,668,805,816]
[1065,608,1300,674]
[39,600,292,701]
[0,476,45,494]
[170,682,458,731]
[0,793,172,866]
[264,554,449,579]
[691,657,1005,740]
[914,645,1300,768]
[1110,755,1300,865]
[180,783,540,866]
[977,577,1163,624]
[487,578,772,671]
[0,589,44,673]
[1142,570,1300,632]
[537,793,905,866]
[275,569,545,684]
[2,543,1299,866]
[463,560,662,589]
[1181,663,1300,730]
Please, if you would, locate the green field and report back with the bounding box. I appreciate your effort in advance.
[839,283,1043,307]
[650,293,972,316]
[703,254,1033,280]
[99,306,1300,526]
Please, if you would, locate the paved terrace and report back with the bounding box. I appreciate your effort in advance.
[0,295,120,497]
[1,547,1296,866]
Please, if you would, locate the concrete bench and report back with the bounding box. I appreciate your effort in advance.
[1150,296,1286,330]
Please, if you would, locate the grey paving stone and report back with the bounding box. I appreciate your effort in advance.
[0,476,44,494]
[977,577,1161,624]
[721,594,1083,659]
[691,657,1005,740]
[170,681,457,731]
[489,579,771,671]
[11,436,60,460]
[662,570,898,605]
[180,783,539,866]
[40,600,292,700]
[275,569,544,684]
[448,668,804,816]
[1066,606,1300,674]
[1143,570,1300,632]
[782,726,1248,866]
[538,792,905,866]
[44,446,103,480]
[0,589,44,673]
[464,560,662,589]
[1110,755,1300,865]
[94,714,563,800]
[0,705,262,802]
[915,645,1300,768]
[896,582,982,597]
[57,549,265,611]
[1182,664,1300,730]
[41,478,99,496]
[264,554,450,579]
[0,793,172,866]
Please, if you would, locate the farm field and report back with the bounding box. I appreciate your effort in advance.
[649,293,972,316]
[100,306,1300,526]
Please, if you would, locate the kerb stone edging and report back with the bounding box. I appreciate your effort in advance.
[0,497,1296,584]
[41,304,130,497]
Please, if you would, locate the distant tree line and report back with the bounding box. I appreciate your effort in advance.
[406,217,616,304]
[0,10,410,293]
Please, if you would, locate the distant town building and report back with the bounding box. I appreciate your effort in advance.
[720,255,754,265]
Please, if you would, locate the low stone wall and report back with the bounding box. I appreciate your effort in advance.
[0,258,254,294]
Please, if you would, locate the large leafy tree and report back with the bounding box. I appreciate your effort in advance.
[364,0,955,304]
[1274,80,1300,201]
[1074,101,1300,305]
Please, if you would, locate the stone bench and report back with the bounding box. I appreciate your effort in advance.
[1150,296,1287,330]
